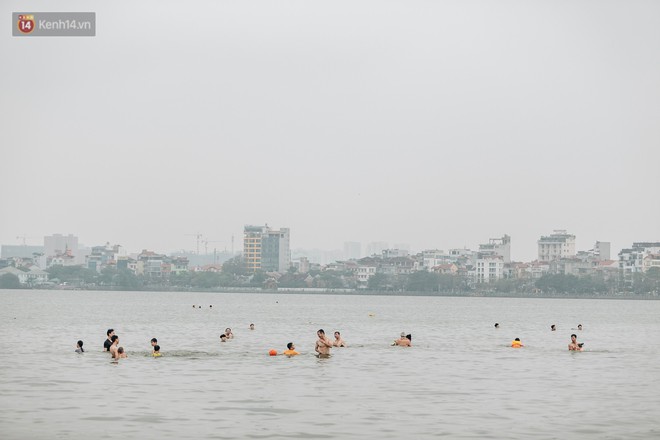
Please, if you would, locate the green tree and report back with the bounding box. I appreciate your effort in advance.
[222,256,247,276]
[0,273,21,289]
[367,273,389,290]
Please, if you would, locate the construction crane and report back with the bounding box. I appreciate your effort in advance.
[202,239,223,255]
[185,233,203,255]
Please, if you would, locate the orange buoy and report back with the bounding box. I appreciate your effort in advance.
[269,349,277,356]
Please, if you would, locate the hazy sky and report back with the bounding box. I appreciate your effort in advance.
[1,0,659,261]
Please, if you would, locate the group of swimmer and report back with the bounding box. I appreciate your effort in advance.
[78,320,583,359]
[495,322,586,351]
[75,328,161,360]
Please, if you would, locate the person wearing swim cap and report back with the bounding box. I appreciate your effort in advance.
[511,338,524,348]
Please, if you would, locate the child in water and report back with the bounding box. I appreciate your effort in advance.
[152,345,162,357]
[117,347,128,358]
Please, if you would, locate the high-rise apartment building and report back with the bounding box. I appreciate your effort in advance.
[44,234,79,257]
[243,225,290,273]
[537,230,576,262]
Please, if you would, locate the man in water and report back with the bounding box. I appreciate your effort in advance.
[551,324,556,331]
[220,334,227,342]
[151,338,158,349]
[577,324,583,331]
[109,335,120,358]
[224,328,234,339]
[494,323,500,329]
[333,331,346,347]
[393,332,411,347]
[249,323,255,330]
[283,342,299,356]
[104,329,115,351]
[315,329,333,356]
[568,334,583,351]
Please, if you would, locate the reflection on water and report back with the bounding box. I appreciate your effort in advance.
[1,290,659,439]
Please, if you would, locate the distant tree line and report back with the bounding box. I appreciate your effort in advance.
[1,259,659,296]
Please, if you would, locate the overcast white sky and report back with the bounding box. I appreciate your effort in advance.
[1,0,658,261]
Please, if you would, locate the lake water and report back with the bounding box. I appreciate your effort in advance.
[1,290,659,439]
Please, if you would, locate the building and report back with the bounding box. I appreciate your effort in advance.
[356,265,377,286]
[382,249,409,259]
[343,242,361,260]
[619,242,660,274]
[538,230,576,262]
[136,250,167,277]
[478,234,511,263]
[475,255,504,283]
[1,245,45,259]
[44,234,79,257]
[243,225,291,273]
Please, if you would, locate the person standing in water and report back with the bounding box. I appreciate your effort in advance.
[104,329,115,351]
[333,331,346,347]
[315,329,333,357]
[109,335,120,358]
[75,340,84,353]
[568,334,583,351]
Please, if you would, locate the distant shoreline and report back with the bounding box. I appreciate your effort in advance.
[8,286,658,300]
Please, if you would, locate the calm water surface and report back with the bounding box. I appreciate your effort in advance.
[1,290,659,439]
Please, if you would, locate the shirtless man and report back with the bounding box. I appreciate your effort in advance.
[333,331,346,347]
[224,328,234,339]
[568,334,583,351]
[109,335,120,359]
[104,329,115,351]
[393,332,411,347]
[117,347,128,358]
[315,329,333,357]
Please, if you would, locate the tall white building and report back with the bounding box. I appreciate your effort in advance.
[44,234,78,257]
[538,230,576,262]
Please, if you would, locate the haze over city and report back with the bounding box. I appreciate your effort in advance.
[1,0,659,262]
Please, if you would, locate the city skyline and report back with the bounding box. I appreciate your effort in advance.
[0,228,640,265]
[1,1,658,264]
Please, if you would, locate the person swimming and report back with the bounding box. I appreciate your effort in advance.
[283,342,299,356]
[511,338,524,348]
[75,340,84,353]
[494,323,500,329]
[153,345,161,357]
[117,346,128,358]
[393,332,411,347]
[551,324,556,331]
